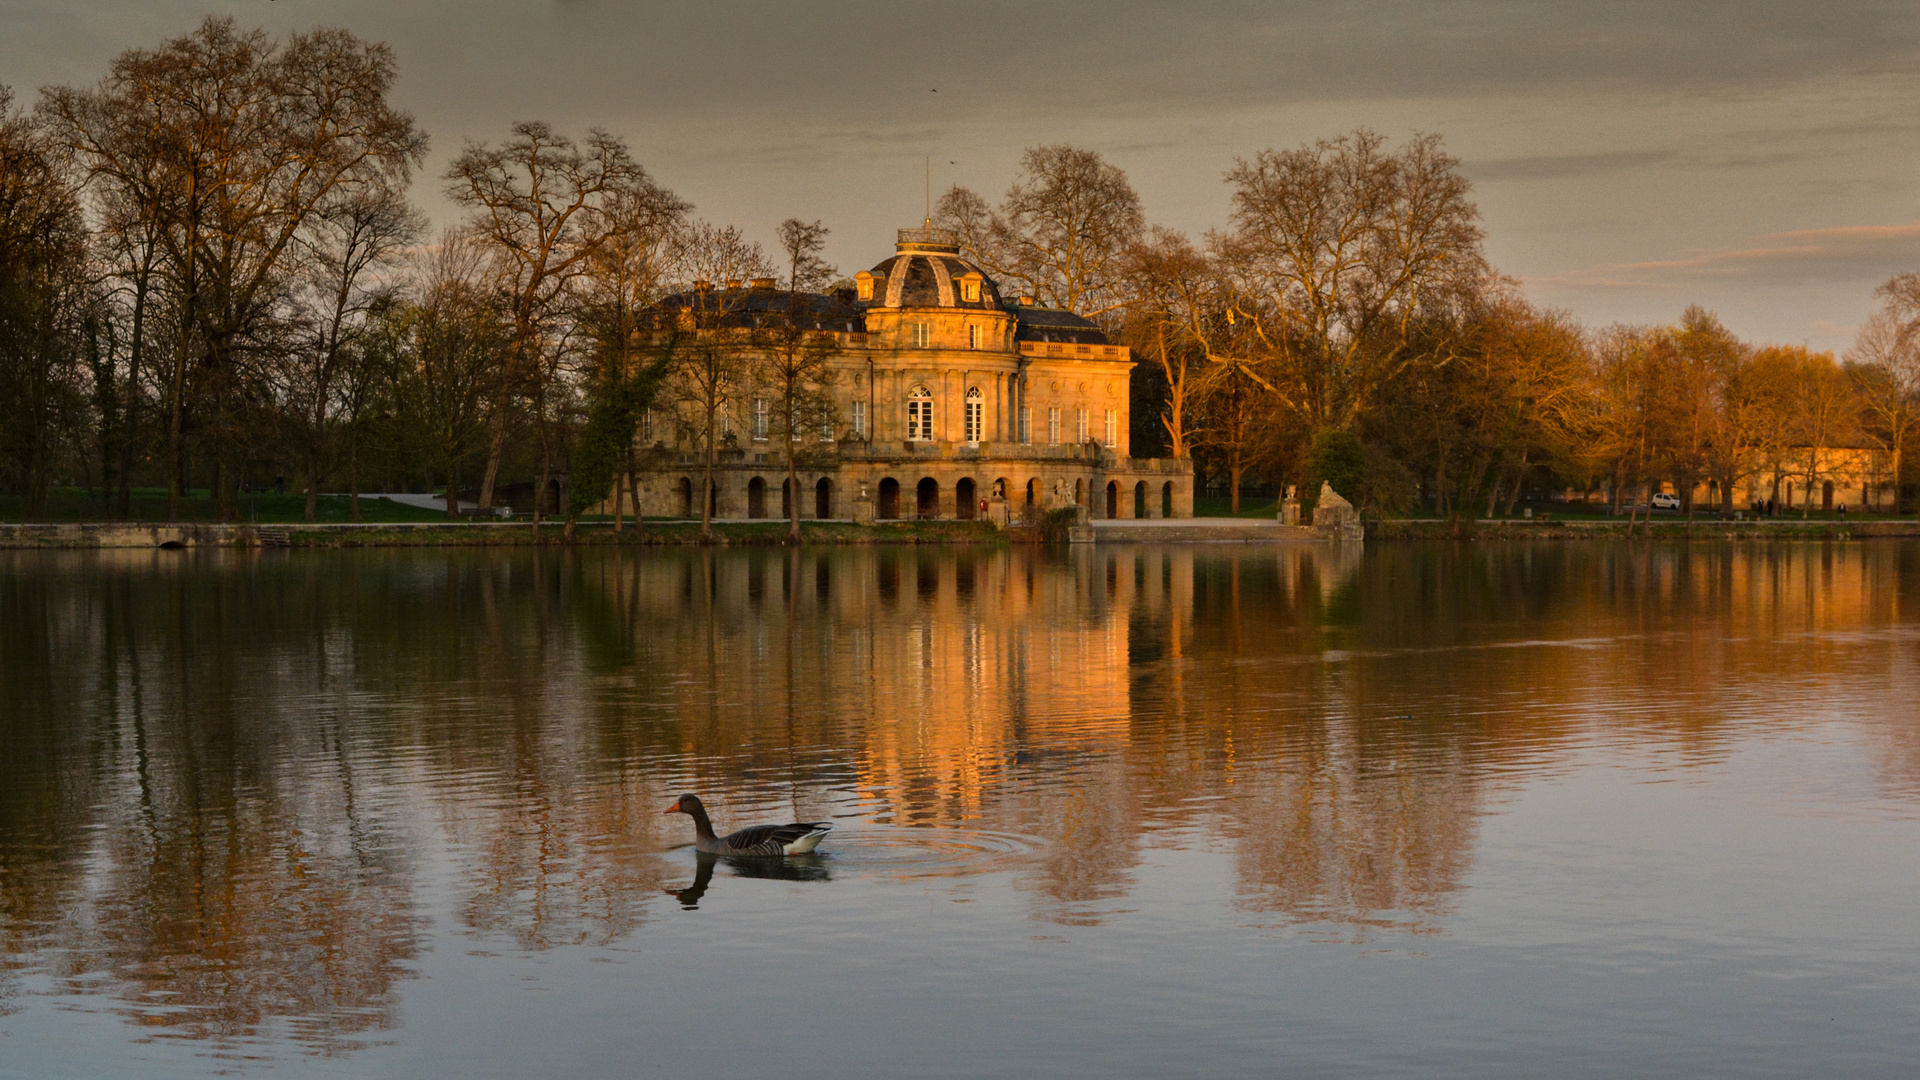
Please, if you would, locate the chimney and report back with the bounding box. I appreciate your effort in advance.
[1019,295,1035,306]
[694,279,711,292]
[725,279,743,291]
[750,277,776,290]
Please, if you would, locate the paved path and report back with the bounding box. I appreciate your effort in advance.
[334,493,478,513]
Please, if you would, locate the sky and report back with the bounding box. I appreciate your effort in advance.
[6,0,1920,352]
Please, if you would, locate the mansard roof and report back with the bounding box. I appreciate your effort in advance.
[654,284,865,333]
[1008,304,1110,346]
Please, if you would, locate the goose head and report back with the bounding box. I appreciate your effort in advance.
[663,793,704,815]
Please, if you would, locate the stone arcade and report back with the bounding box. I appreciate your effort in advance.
[614,227,1193,524]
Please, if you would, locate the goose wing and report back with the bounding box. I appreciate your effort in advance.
[718,821,834,856]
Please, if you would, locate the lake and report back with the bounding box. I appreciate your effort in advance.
[2,541,1918,1078]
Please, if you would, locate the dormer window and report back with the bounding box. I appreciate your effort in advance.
[960,272,983,303]
[855,272,875,302]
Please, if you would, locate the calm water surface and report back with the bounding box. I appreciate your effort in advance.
[3,542,1919,1078]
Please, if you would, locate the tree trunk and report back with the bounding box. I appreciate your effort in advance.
[625,442,639,534]
[787,441,802,544]
[348,425,362,522]
[1894,443,1905,515]
[118,272,146,521]
[305,441,321,522]
[445,460,460,519]
[477,407,507,510]
[702,406,718,542]
[1502,451,1529,517]
[166,333,189,522]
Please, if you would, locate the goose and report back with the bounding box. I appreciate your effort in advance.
[663,794,833,856]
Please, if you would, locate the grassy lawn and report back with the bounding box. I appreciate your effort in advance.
[0,489,454,524]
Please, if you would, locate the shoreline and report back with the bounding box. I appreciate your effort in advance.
[0,520,1010,549]
[2,516,1918,548]
[1371,518,1920,540]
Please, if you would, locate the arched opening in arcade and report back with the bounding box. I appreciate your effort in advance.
[1105,480,1118,520]
[1135,480,1148,518]
[677,477,693,517]
[1162,481,1174,518]
[747,477,766,518]
[815,478,833,519]
[917,477,940,519]
[877,478,900,520]
[956,477,977,520]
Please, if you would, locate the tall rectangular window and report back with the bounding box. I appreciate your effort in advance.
[1020,407,1031,444]
[964,391,983,443]
[1076,408,1089,443]
[820,413,836,441]
[851,400,866,437]
[1048,407,1060,445]
[911,322,931,348]
[968,324,980,350]
[752,398,769,440]
[908,394,933,441]
[1104,409,1117,447]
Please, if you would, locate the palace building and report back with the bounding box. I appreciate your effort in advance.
[616,227,1193,523]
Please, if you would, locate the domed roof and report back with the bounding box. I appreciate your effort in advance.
[858,227,1004,310]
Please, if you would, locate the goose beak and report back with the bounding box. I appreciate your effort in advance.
[662,802,683,814]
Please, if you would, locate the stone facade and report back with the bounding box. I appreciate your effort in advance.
[610,227,1194,523]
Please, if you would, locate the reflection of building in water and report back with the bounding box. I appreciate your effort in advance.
[605,543,1419,926]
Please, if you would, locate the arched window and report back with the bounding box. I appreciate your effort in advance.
[964,386,983,444]
[907,385,934,442]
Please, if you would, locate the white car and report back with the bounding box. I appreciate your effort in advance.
[1651,492,1681,511]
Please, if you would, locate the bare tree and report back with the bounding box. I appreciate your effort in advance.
[573,184,691,530]
[43,18,428,520]
[668,311,748,540]
[1774,346,1858,517]
[749,218,843,541]
[395,230,506,518]
[936,144,1145,317]
[1189,350,1280,514]
[0,86,94,519]
[1847,274,1920,512]
[1122,227,1220,459]
[287,186,422,520]
[445,121,675,516]
[669,219,775,290]
[1216,130,1487,435]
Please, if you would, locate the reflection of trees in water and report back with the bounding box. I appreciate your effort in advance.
[6,538,1920,1043]
[0,553,422,1049]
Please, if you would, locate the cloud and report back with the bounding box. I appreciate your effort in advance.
[1539,223,1920,291]
[1469,150,1676,182]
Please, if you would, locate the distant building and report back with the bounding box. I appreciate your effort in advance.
[1556,446,1897,512]
[1728,447,1894,512]
[613,227,1193,523]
